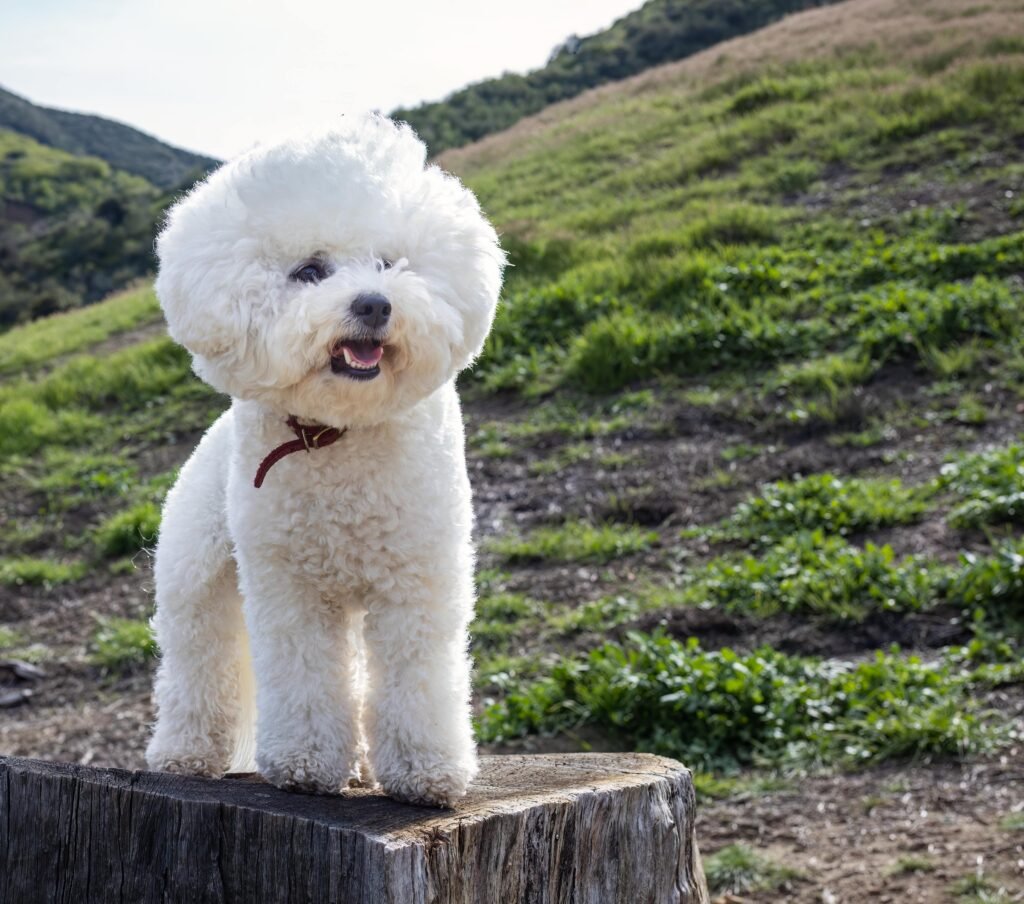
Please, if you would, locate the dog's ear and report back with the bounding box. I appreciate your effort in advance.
[155,262,237,360]
[435,180,507,374]
[448,242,506,373]
[154,185,262,365]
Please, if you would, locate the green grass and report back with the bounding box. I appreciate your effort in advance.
[535,529,1022,628]
[953,872,1014,903]
[90,617,157,673]
[0,336,203,458]
[94,501,161,558]
[488,520,658,564]
[886,855,937,876]
[704,843,800,897]
[471,593,544,653]
[27,450,139,511]
[0,556,85,587]
[720,442,772,462]
[693,772,793,801]
[999,812,1024,831]
[0,627,22,649]
[0,284,161,376]
[545,593,645,634]
[528,442,592,476]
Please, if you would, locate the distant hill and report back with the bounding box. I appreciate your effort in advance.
[0,128,179,326]
[391,0,837,155]
[0,85,216,189]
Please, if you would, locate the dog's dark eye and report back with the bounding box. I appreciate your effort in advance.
[291,260,328,284]
[377,258,394,272]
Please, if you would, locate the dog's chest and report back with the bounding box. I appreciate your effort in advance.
[233,411,464,593]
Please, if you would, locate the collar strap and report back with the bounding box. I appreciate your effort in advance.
[254,415,347,488]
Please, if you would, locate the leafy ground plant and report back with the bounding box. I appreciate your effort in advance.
[946,538,1024,622]
[702,473,932,543]
[684,530,944,619]
[940,443,1024,530]
[478,632,1003,772]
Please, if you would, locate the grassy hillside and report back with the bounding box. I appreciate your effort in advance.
[1,1,1023,898]
[446,0,1024,401]
[393,0,836,155]
[0,130,176,326]
[0,85,216,189]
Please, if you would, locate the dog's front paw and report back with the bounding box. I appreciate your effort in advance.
[378,760,475,808]
[147,751,227,778]
[257,751,357,794]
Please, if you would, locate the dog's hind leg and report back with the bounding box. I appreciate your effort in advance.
[146,413,253,777]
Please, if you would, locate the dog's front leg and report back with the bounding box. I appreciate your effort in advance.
[363,587,477,807]
[243,569,362,793]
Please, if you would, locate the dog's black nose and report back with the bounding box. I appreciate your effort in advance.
[351,293,392,329]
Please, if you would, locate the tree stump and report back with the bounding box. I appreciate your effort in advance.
[0,751,708,903]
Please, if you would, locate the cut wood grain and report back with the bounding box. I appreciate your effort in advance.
[0,751,708,903]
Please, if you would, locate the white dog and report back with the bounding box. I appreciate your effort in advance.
[144,115,505,807]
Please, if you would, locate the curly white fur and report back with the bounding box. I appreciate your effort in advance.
[145,115,504,807]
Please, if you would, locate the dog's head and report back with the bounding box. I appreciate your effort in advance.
[156,115,505,426]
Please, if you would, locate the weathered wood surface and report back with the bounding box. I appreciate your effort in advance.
[0,752,708,904]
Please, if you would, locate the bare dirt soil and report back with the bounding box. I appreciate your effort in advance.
[701,744,1024,902]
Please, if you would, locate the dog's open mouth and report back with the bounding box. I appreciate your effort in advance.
[330,338,384,380]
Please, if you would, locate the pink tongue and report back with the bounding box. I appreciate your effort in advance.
[344,343,383,366]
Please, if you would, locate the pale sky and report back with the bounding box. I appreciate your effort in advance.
[1,0,644,160]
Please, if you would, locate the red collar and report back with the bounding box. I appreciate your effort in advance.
[254,415,347,488]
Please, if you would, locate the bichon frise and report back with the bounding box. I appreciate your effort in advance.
[144,114,505,807]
